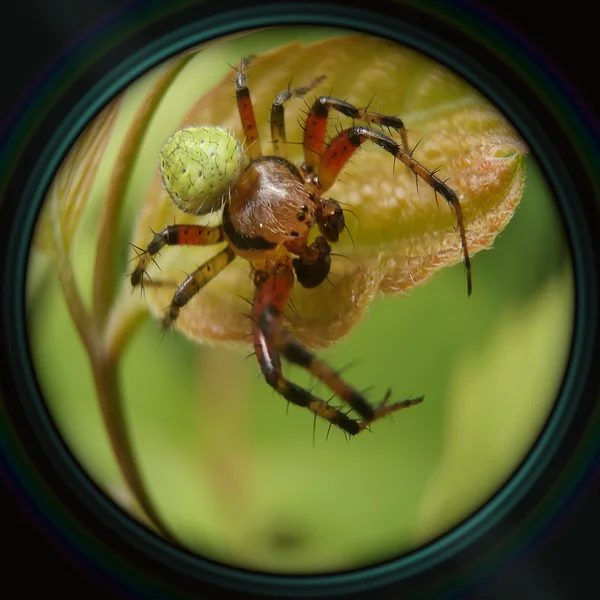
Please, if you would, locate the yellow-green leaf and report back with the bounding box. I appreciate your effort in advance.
[130,35,527,349]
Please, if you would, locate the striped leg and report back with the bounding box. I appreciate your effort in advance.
[163,246,236,327]
[130,224,225,288]
[235,57,261,160]
[303,96,410,171]
[252,264,423,435]
[318,125,472,296]
[270,75,325,158]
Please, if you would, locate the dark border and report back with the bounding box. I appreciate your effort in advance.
[1,1,598,598]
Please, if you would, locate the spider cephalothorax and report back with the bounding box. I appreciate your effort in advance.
[131,57,472,436]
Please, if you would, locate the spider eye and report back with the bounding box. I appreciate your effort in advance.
[317,199,345,242]
[159,126,246,215]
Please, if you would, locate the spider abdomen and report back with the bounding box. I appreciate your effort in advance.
[159,126,246,216]
[222,156,317,259]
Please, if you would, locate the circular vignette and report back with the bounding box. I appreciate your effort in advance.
[1,1,597,598]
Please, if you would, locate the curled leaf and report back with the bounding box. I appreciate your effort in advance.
[131,35,527,349]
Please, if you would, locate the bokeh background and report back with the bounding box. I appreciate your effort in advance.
[26,27,573,573]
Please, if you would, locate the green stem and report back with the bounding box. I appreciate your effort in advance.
[104,290,148,362]
[90,350,178,543]
[79,49,200,540]
[51,214,177,541]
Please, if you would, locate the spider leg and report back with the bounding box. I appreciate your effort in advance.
[235,56,261,160]
[319,125,472,296]
[303,96,409,171]
[130,224,225,288]
[163,246,236,327]
[252,264,423,435]
[270,75,326,159]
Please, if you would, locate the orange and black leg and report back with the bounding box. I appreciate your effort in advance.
[130,224,233,327]
[130,224,225,288]
[235,57,261,160]
[269,75,326,158]
[302,96,410,172]
[318,124,472,296]
[252,264,423,435]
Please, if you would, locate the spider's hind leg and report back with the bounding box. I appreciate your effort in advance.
[162,246,236,327]
[130,224,225,288]
[130,223,235,327]
[252,263,423,435]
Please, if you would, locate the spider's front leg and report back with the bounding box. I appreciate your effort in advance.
[302,96,410,172]
[252,263,423,435]
[301,95,472,296]
[320,124,473,296]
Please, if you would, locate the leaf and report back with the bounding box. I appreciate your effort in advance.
[130,34,527,349]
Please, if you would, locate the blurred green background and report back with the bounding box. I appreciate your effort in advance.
[26,27,573,573]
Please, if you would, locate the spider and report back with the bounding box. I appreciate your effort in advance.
[130,57,472,436]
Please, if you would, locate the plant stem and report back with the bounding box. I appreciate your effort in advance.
[82,48,199,540]
[90,349,178,543]
[104,290,148,362]
[51,218,178,541]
